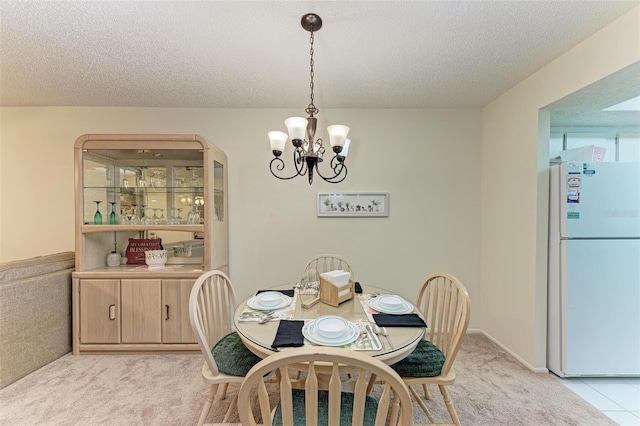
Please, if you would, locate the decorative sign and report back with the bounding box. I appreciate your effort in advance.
[317,193,389,217]
[126,238,163,264]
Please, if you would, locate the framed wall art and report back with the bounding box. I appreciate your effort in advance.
[317,192,389,217]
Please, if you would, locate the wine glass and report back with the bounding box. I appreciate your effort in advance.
[120,207,130,225]
[168,208,178,225]
[190,167,199,187]
[143,206,153,225]
[130,204,140,225]
[137,167,147,187]
[176,207,184,224]
[109,202,117,224]
[174,171,185,187]
[93,201,103,225]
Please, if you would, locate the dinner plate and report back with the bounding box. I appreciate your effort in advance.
[247,294,292,311]
[302,320,359,346]
[367,296,414,314]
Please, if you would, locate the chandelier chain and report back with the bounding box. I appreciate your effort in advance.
[308,30,316,115]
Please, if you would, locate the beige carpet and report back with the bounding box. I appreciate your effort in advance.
[0,334,615,425]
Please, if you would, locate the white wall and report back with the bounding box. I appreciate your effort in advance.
[481,6,640,369]
[0,107,482,327]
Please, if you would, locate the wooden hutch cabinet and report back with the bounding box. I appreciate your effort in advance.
[72,134,228,354]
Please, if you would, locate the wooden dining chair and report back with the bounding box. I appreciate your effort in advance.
[237,346,413,426]
[189,270,263,426]
[389,272,470,425]
[300,254,355,283]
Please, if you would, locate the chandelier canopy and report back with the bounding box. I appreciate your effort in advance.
[268,13,351,185]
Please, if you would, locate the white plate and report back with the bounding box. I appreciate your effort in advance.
[247,294,292,311]
[367,296,414,314]
[302,320,359,346]
[315,315,350,339]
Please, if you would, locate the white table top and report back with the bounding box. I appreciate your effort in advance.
[234,284,424,365]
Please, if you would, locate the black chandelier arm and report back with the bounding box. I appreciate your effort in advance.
[269,151,308,180]
[314,155,348,184]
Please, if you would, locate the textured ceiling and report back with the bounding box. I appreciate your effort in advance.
[1,1,639,126]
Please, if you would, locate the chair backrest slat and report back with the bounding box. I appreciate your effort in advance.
[189,270,238,377]
[238,346,413,426]
[416,272,470,376]
[301,254,355,283]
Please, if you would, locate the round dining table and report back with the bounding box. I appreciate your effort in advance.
[234,284,424,365]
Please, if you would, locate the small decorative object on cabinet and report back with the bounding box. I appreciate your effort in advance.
[72,134,228,355]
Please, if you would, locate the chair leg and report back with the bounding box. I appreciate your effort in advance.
[422,383,431,400]
[221,393,239,424]
[409,385,435,423]
[197,384,219,426]
[219,382,229,399]
[439,384,461,426]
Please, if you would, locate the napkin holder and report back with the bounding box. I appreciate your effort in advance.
[319,277,354,307]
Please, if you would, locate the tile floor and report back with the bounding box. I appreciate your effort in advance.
[558,376,640,425]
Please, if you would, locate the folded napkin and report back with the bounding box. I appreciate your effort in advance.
[256,289,295,298]
[354,282,363,294]
[271,320,305,348]
[373,313,427,328]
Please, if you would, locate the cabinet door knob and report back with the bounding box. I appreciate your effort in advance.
[109,304,116,320]
[165,304,170,320]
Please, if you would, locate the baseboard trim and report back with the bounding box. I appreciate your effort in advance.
[472,330,549,374]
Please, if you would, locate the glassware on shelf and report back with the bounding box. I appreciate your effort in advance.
[125,208,134,224]
[190,167,199,187]
[168,208,179,225]
[174,171,185,187]
[143,206,153,225]
[187,204,201,225]
[176,207,183,224]
[93,201,103,225]
[105,167,114,187]
[152,208,161,225]
[130,204,140,225]
[120,207,130,225]
[137,167,147,187]
[109,202,117,224]
[121,171,130,188]
[158,209,166,224]
[151,170,167,188]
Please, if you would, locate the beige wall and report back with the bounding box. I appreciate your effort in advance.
[481,6,640,369]
[0,107,482,327]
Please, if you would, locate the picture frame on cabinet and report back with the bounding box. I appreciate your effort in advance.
[317,192,389,217]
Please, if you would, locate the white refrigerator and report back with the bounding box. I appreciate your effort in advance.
[547,161,640,377]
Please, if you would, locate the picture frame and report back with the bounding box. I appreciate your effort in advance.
[317,192,389,217]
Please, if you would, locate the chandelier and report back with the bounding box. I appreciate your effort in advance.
[268,13,351,185]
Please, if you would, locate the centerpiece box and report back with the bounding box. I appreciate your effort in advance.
[319,270,354,307]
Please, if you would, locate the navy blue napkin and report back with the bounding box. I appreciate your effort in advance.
[373,313,427,328]
[256,289,295,298]
[271,320,305,348]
